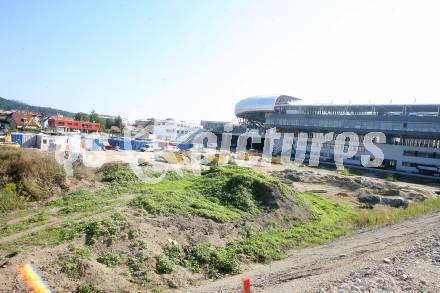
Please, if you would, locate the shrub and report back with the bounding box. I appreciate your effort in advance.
[155,255,175,274]
[73,163,96,181]
[84,213,128,245]
[155,243,184,274]
[0,147,66,200]
[186,243,240,279]
[97,252,121,267]
[127,252,150,284]
[58,245,91,278]
[0,183,26,211]
[75,283,103,293]
[163,243,184,263]
[96,162,138,183]
[68,244,91,259]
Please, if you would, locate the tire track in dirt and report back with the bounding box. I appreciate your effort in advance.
[0,192,140,246]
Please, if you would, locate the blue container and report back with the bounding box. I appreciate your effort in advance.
[177,143,193,150]
[11,133,23,146]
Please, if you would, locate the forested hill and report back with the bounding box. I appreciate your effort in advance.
[0,96,75,117]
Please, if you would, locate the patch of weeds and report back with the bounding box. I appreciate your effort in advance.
[230,193,358,262]
[97,252,121,267]
[50,190,100,215]
[163,243,184,263]
[85,212,129,245]
[180,193,356,269]
[7,221,86,251]
[155,243,185,274]
[155,255,175,274]
[58,245,91,278]
[75,282,103,293]
[127,251,150,285]
[0,183,27,211]
[97,162,138,183]
[194,166,286,214]
[355,197,440,227]
[151,287,165,293]
[185,243,240,279]
[0,147,66,200]
[0,212,49,237]
[68,244,91,259]
[130,190,245,222]
[127,228,141,240]
[129,166,296,222]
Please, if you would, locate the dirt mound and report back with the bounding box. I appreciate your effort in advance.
[132,166,311,249]
[274,169,438,208]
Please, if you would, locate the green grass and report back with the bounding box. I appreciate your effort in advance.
[0,183,27,212]
[229,193,358,263]
[84,212,129,245]
[179,193,440,278]
[129,166,295,222]
[130,189,247,222]
[157,192,358,279]
[49,190,103,215]
[355,197,440,227]
[0,213,129,253]
[155,243,184,274]
[185,243,240,279]
[0,212,49,238]
[97,162,139,183]
[2,221,86,251]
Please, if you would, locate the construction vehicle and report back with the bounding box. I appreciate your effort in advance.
[0,130,19,148]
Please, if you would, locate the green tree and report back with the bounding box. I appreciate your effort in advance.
[89,110,99,123]
[114,115,122,129]
[98,118,107,131]
[105,118,114,130]
[75,112,90,121]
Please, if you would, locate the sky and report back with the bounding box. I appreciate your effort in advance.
[1,0,440,123]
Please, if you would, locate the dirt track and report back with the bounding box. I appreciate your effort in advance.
[186,211,440,293]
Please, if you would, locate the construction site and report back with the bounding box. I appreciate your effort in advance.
[2,1,440,292]
[0,94,440,293]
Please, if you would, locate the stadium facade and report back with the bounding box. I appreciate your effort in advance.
[233,95,440,177]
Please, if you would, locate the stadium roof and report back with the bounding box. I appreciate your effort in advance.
[234,95,300,116]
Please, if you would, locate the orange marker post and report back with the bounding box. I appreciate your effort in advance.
[243,275,251,293]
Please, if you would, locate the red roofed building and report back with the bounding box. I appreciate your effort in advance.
[8,112,42,129]
[48,116,100,133]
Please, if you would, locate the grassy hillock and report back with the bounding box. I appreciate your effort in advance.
[130,165,302,222]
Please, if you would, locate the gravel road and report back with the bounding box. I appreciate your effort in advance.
[185,211,440,293]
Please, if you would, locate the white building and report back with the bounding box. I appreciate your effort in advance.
[153,118,199,142]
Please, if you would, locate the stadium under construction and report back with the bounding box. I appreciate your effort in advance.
[201,95,440,177]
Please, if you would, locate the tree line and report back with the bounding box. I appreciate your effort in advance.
[75,110,123,131]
